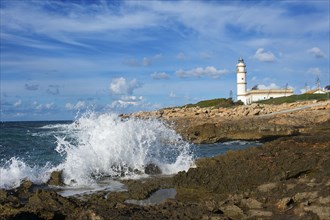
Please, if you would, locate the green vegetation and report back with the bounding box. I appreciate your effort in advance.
[184,98,243,108]
[174,93,329,109]
[256,93,330,105]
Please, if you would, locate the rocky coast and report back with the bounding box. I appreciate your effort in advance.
[1,100,330,220]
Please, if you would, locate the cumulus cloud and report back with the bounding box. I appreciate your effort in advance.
[25,83,39,91]
[300,86,311,94]
[47,85,60,95]
[35,102,56,110]
[13,99,22,107]
[110,96,143,109]
[307,67,321,75]
[307,47,325,58]
[65,101,86,110]
[109,77,141,95]
[254,48,276,62]
[108,77,146,111]
[176,66,228,78]
[254,83,280,90]
[150,72,170,80]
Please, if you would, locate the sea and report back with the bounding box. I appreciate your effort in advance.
[0,112,260,196]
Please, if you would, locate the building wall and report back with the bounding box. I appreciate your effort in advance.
[245,90,294,104]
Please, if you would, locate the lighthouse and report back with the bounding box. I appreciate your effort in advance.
[236,58,247,104]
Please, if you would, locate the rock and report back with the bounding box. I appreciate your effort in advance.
[19,180,34,190]
[247,209,273,218]
[293,191,318,202]
[219,205,245,220]
[0,189,8,203]
[47,170,64,186]
[257,182,278,193]
[144,164,162,175]
[304,205,330,220]
[240,198,263,209]
[318,196,330,205]
[276,197,294,210]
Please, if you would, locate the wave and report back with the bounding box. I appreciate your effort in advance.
[0,112,194,189]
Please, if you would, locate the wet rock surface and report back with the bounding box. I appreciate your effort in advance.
[47,170,64,186]
[1,102,330,219]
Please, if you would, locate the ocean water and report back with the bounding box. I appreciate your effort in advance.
[0,112,260,194]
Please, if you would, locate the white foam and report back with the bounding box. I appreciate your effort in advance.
[54,112,194,186]
[0,158,50,189]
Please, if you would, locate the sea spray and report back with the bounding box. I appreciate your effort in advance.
[0,113,193,189]
[54,112,194,186]
[0,157,51,189]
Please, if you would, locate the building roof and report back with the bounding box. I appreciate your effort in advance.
[304,89,326,94]
[247,89,294,95]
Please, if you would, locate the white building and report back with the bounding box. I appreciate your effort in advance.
[236,58,294,104]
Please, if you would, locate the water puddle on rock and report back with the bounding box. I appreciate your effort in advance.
[55,180,126,197]
[125,188,176,206]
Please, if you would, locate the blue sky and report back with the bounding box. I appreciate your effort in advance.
[1,0,329,121]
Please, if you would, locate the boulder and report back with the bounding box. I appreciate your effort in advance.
[219,205,245,220]
[47,170,64,186]
[144,164,162,175]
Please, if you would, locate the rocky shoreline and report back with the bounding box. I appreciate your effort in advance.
[127,100,330,143]
[1,100,330,219]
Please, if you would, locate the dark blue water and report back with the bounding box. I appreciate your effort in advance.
[0,121,72,167]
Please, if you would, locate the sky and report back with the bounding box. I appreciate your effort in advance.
[1,0,329,121]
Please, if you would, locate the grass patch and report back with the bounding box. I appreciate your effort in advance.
[183,98,243,108]
[256,93,330,105]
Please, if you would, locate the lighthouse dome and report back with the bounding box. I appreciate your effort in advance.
[236,58,246,67]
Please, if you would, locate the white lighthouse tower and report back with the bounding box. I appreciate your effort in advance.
[236,58,247,104]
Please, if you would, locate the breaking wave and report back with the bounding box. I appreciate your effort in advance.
[0,112,194,189]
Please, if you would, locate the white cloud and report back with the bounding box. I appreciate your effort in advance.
[109,77,141,95]
[151,72,170,80]
[176,66,228,78]
[110,96,143,108]
[143,57,151,66]
[300,86,311,94]
[13,99,22,107]
[65,101,86,110]
[307,47,325,58]
[254,48,276,62]
[44,102,55,109]
[254,83,280,90]
[169,92,177,98]
[35,102,56,110]
[108,77,146,111]
[307,67,321,75]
